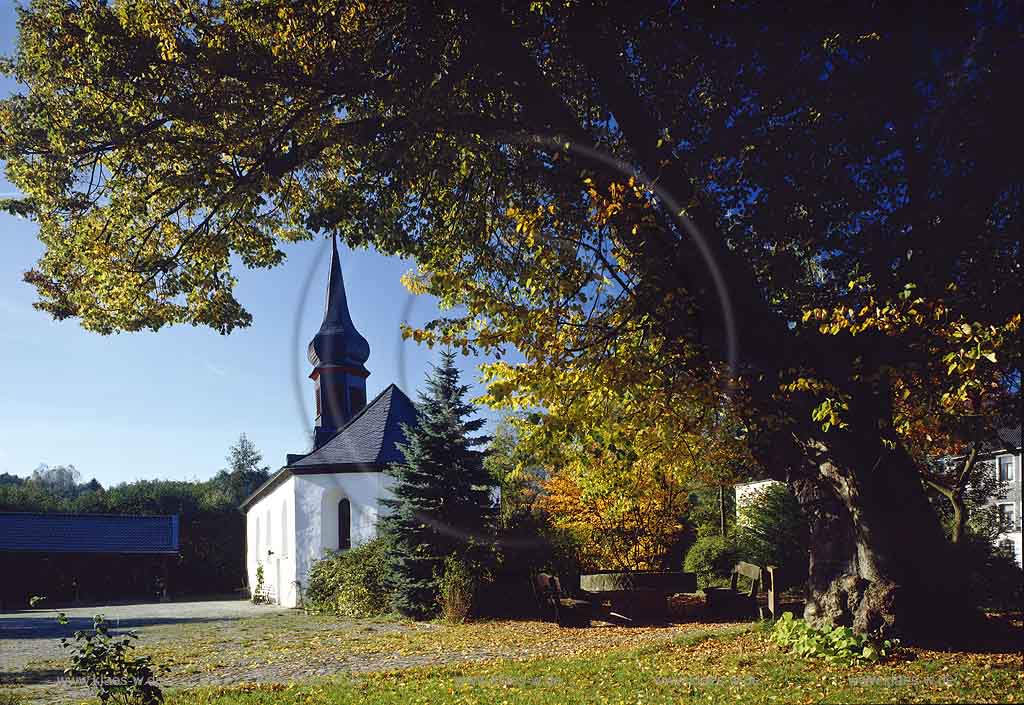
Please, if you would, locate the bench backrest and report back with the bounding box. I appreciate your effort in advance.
[730,561,762,597]
[534,573,563,602]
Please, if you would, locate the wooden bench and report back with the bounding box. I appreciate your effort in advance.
[533,573,594,627]
[704,562,779,620]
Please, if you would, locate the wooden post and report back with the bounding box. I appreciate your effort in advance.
[719,486,727,537]
[160,555,170,602]
[765,565,778,620]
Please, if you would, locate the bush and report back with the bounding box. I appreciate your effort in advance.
[684,534,739,588]
[735,482,809,590]
[770,612,898,665]
[959,532,1024,610]
[304,538,393,617]
[59,614,166,705]
[438,555,476,623]
[250,563,271,605]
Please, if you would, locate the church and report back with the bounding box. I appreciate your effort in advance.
[240,239,418,607]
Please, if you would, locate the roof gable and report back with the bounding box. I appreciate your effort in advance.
[292,384,418,468]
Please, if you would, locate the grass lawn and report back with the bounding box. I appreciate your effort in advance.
[5,612,1021,704]
[168,616,1022,705]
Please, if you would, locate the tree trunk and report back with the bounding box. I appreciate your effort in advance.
[790,429,971,641]
[718,486,727,537]
[950,498,966,545]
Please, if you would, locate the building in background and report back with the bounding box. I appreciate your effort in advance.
[240,237,417,608]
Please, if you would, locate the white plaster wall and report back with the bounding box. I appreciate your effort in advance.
[293,472,397,599]
[734,479,786,528]
[244,476,299,607]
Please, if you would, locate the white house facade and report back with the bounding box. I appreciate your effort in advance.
[983,426,1022,566]
[733,425,1024,568]
[241,237,417,607]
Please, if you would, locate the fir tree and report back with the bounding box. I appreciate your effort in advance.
[381,352,494,619]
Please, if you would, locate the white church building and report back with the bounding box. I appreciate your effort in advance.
[240,238,418,607]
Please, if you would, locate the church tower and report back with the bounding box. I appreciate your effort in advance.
[308,236,371,449]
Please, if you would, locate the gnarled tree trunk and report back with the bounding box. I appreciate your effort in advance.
[789,428,970,641]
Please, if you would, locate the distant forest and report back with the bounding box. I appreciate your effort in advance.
[0,435,270,605]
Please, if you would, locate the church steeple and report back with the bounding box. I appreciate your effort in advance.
[308,236,370,448]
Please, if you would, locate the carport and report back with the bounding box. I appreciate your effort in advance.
[0,512,179,609]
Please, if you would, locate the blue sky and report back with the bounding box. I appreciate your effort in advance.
[0,3,505,485]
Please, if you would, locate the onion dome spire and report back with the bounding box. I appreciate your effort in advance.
[307,236,370,372]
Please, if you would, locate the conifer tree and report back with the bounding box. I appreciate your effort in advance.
[381,352,494,619]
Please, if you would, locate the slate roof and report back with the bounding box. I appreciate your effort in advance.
[0,513,179,554]
[293,384,417,467]
[240,384,419,511]
[987,425,1022,453]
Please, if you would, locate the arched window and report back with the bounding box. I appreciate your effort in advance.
[280,503,289,558]
[254,517,261,559]
[338,498,351,550]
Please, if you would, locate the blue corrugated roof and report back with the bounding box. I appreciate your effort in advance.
[0,513,179,554]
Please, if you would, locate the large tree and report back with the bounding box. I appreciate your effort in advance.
[1,1,1020,639]
[210,433,271,506]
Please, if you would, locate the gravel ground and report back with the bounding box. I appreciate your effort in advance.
[1,598,295,703]
[0,597,729,704]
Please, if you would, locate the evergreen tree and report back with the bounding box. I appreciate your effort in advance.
[211,433,271,506]
[381,352,494,619]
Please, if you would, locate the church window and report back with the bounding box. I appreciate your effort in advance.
[254,517,260,558]
[280,504,289,558]
[338,498,351,550]
[265,510,272,555]
[315,382,322,420]
[350,387,366,415]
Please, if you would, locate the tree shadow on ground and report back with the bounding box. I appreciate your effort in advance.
[0,616,241,641]
[0,665,66,685]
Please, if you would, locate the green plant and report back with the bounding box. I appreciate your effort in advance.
[735,483,809,590]
[304,538,393,618]
[769,612,897,665]
[0,691,24,705]
[684,534,739,588]
[438,555,476,624]
[59,614,166,705]
[381,352,494,619]
[250,563,271,605]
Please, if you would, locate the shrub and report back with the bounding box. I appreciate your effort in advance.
[0,691,24,705]
[250,563,271,605]
[684,534,739,588]
[438,555,476,623]
[304,538,393,617]
[59,614,166,705]
[735,482,809,590]
[960,531,1024,610]
[770,611,898,665]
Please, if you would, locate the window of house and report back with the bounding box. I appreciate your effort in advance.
[998,503,1015,531]
[265,510,272,555]
[338,498,351,550]
[280,504,289,558]
[998,455,1015,482]
[254,517,261,559]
